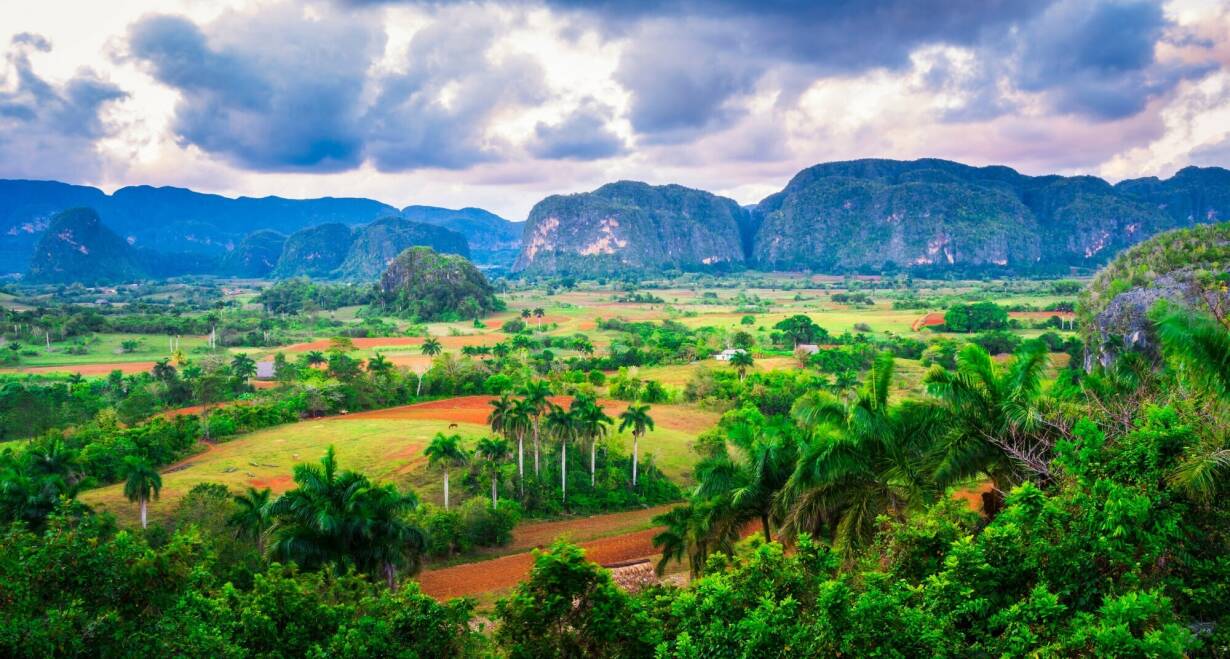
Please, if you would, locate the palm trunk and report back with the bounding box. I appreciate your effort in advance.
[492,476,498,509]
[532,417,541,476]
[416,373,423,397]
[590,437,596,487]
[140,497,148,529]
[444,469,450,510]
[761,514,771,542]
[561,440,567,502]
[517,432,525,495]
[632,433,639,487]
[384,562,398,590]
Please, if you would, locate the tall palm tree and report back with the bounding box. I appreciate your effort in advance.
[305,350,326,367]
[122,456,162,529]
[730,350,754,381]
[520,380,553,477]
[366,353,392,378]
[229,486,273,556]
[476,437,511,508]
[572,395,612,487]
[923,341,1049,509]
[533,307,545,328]
[424,433,469,509]
[231,353,257,383]
[421,337,443,357]
[489,394,527,486]
[545,404,577,502]
[785,352,941,553]
[619,404,655,487]
[268,448,423,589]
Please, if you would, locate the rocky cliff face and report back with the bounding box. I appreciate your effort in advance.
[25,208,145,284]
[336,217,469,281]
[513,181,747,275]
[1079,222,1230,368]
[273,223,355,278]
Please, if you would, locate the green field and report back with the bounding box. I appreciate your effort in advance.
[80,401,713,526]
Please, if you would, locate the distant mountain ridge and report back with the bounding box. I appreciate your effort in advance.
[0,180,522,274]
[513,159,1230,276]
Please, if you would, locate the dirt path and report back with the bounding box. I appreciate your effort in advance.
[418,505,675,599]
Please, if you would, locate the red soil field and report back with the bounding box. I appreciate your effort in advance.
[418,527,662,599]
[1,361,159,376]
[911,312,946,331]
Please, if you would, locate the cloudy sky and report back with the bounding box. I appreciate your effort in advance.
[1,0,1228,219]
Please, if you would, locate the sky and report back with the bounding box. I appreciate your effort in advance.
[1,0,1228,220]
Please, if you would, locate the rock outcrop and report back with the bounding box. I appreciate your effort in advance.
[25,208,145,284]
[513,181,747,275]
[379,247,500,320]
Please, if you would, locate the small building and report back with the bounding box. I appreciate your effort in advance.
[796,344,821,355]
[715,348,747,361]
[255,361,276,380]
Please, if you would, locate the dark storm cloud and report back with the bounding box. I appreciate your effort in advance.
[1014,0,1207,119]
[527,100,626,160]
[0,34,126,178]
[126,9,378,172]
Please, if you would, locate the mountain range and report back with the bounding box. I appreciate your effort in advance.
[6,158,1230,283]
[514,159,1230,276]
[0,181,522,276]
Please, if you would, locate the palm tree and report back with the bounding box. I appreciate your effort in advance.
[519,380,553,477]
[784,352,941,553]
[923,341,1049,512]
[424,433,469,509]
[268,448,424,589]
[730,350,754,381]
[488,395,525,485]
[305,350,326,367]
[229,486,273,555]
[421,337,443,357]
[152,358,176,383]
[66,372,84,394]
[1153,303,1230,501]
[619,404,655,487]
[366,353,392,378]
[231,353,257,383]
[651,499,743,578]
[520,308,531,321]
[476,437,510,508]
[122,456,162,529]
[533,307,545,328]
[694,415,798,542]
[544,404,577,502]
[572,395,612,488]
